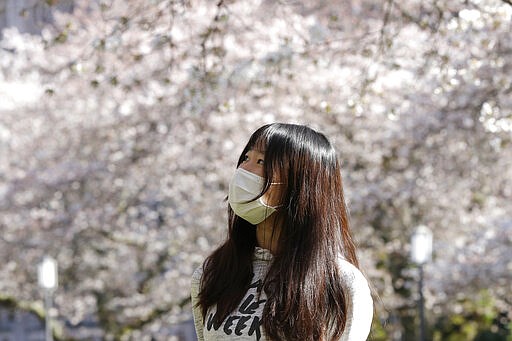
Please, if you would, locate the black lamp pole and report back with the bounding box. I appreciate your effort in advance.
[418,264,426,341]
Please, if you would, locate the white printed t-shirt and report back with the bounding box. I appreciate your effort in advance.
[191,247,373,341]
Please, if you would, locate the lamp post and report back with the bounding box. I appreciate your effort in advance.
[411,225,433,341]
[38,256,58,341]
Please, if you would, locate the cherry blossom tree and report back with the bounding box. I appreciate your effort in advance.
[0,0,510,339]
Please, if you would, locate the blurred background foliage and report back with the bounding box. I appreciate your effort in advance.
[0,0,511,340]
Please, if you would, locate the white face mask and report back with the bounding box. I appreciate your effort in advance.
[228,168,277,225]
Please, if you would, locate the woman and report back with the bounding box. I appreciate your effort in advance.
[191,123,373,340]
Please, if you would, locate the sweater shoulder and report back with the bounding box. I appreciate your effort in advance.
[336,257,370,291]
[191,263,204,287]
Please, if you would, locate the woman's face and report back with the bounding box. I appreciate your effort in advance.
[239,149,282,207]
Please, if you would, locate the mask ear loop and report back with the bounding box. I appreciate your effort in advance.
[265,183,285,209]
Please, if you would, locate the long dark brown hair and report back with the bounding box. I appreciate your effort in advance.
[198,123,360,340]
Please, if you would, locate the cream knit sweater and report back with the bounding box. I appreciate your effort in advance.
[191,247,373,341]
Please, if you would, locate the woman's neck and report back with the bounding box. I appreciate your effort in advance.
[256,213,282,254]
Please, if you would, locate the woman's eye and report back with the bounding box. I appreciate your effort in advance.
[243,155,249,161]
[257,159,264,165]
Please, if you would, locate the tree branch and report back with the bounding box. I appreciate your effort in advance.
[379,0,394,52]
